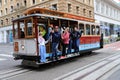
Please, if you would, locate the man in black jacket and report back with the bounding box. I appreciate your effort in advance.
[51,26,61,61]
[71,27,81,53]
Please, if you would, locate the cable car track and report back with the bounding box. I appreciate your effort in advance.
[55,52,120,80]
[0,68,31,80]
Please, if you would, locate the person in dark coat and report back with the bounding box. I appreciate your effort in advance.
[51,26,61,61]
[71,27,81,53]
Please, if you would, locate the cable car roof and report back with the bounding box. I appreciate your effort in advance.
[12,14,96,25]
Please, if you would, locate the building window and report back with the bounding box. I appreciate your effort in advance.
[68,4,71,12]
[101,3,104,14]
[17,3,19,8]
[5,8,8,15]
[83,8,86,16]
[17,15,20,18]
[0,0,2,7]
[1,20,3,26]
[10,6,13,12]
[88,0,91,5]
[51,4,57,10]
[4,0,7,4]
[0,10,2,16]
[95,0,100,12]
[106,5,108,15]
[24,0,27,6]
[89,11,92,17]
[32,0,35,4]
[110,8,112,16]
[83,0,85,3]
[6,18,8,24]
[76,6,79,14]
[11,17,14,22]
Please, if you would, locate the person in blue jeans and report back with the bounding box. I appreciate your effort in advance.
[71,27,81,53]
[50,26,61,61]
[38,32,48,63]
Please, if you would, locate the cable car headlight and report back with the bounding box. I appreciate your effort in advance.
[21,45,25,50]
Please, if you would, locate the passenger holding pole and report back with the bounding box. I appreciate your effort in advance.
[51,26,61,61]
[71,27,81,53]
[61,27,70,59]
[38,32,48,63]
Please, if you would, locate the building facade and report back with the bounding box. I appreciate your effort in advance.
[94,0,120,38]
[0,0,94,43]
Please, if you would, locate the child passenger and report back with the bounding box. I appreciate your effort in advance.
[38,32,48,63]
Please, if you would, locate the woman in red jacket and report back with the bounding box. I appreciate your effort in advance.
[61,27,70,59]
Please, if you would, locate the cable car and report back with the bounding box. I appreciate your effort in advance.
[12,8,103,67]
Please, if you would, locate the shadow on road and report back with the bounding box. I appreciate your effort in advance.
[17,52,100,71]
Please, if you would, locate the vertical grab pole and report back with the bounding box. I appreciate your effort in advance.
[59,19,61,27]
[47,18,51,53]
[34,17,39,62]
[12,22,15,38]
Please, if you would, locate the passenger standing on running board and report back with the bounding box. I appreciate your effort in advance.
[38,32,48,63]
[61,27,70,59]
[51,26,61,61]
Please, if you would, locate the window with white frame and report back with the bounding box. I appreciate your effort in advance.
[106,5,108,15]
[95,0,100,12]
[101,3,104,14]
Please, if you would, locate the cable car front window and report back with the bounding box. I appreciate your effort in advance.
[26,18,33,37]
[19,20,25,38]
[14,22,18,39]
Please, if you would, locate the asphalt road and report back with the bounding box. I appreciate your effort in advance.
[0,42,120,80]
[107,69,120,80]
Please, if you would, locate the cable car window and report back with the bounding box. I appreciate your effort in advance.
[26,18,33,37]
[19,20,25,38]
[79,23,85,35]
[91,25,95,35]
[86,24,90,35]
[96,26,100,35]
[14,22,18,39]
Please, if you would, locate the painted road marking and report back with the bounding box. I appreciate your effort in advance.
[0,54,13,58]
[0,58,7,61]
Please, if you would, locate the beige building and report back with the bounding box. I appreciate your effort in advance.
[0,0,94,43]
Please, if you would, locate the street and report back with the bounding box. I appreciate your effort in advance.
[0,42,120,80]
